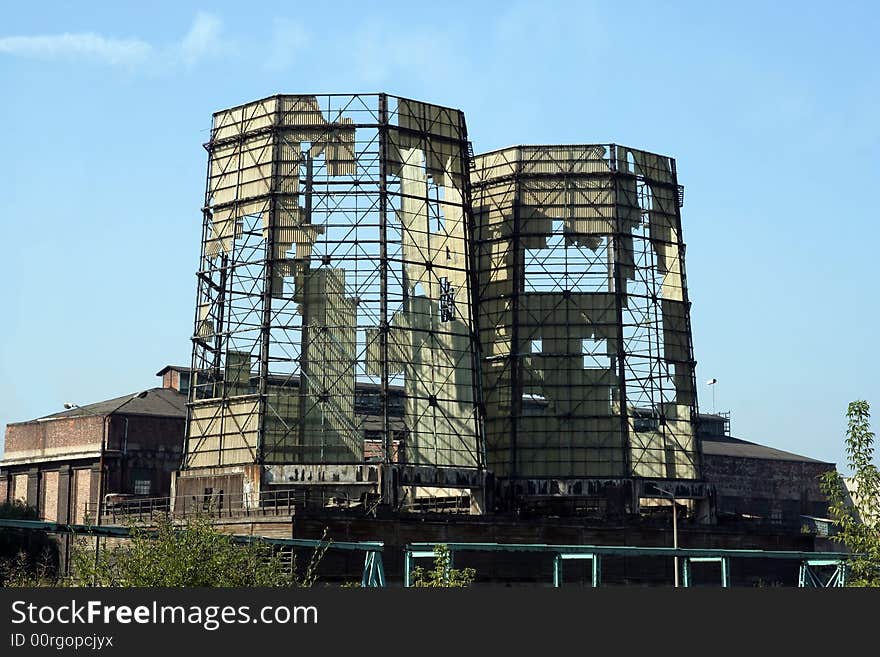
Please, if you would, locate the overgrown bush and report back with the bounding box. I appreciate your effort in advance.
[67,514,329,587]
[0,501,59,586]
[411,545,475,588]
[2,511,328,588]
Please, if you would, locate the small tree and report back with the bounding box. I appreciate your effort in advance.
[66,514,327,588]
[820,400,880,586]
[411,545,475,588]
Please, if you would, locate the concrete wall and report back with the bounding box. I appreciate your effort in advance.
[702,454,833,527]
[173,464,262,514]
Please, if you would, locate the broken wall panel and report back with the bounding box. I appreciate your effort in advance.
[184,94,482,486]
[186,398,260,468]
[472,144,700,484]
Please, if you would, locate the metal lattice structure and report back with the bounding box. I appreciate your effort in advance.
[471,145,700,495]
[181,94,483,503]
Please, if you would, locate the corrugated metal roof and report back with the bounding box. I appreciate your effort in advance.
[701,433,830,464]
[24,388,187,423]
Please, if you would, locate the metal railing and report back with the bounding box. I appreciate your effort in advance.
[401,495,471,514]
[85,488,321,523]
[403,542,854,588]
[0,518,853,588]
[88,487,481,523]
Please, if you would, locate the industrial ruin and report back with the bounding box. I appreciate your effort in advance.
[178,94,484,513]
[1,92,842,586]
[176,93,704,518]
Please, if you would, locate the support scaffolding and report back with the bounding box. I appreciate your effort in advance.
[179,97,702,515]
[471,145,701,505]
[181,94,484,509]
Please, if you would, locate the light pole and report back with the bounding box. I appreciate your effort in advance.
[656,486,679,587]
[706,378,717,414]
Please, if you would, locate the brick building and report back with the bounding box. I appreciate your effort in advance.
[697,414,834,529]
[0,366,411,521]
[0,385,185,523]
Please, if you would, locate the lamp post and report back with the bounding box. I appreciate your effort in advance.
[706,378,717,414]
[656,486,678,587]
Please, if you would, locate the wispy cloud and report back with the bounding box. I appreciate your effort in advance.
[180,11,225,68]
[0,12,228,70]
[0,32,152,66]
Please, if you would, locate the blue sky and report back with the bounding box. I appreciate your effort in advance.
[0,1,877,472]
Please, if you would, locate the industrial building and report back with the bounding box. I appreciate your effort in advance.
[699,415,833,529]
[0,92,840,584]
[174,93,711,518]
[0,387,185,524]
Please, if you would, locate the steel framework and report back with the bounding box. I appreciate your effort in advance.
[470,145,700,498]
[178,95,706,513]
[181,94,483,505]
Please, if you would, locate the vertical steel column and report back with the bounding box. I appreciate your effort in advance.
[672,494,679,587]
[403,549,413,588]
[509,172,522,484]
[214,255,229,387]
[297,152,314,459]
[217,118,247,459]
[256,97,283,465]
[459,124,486,474]
[375,552,386,587]
[611,148,632,484]
[361,551,386,587]
[643,172,673,479]
[206,114,229,386]
[378,94,392,503]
